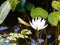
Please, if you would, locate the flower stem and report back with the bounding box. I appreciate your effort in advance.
[44,42,45,45]
[25,38,28,45]
[58,24,60,37]
[57,24,60,45]
[51,39,57,45]
[35,31,40,45]
[55,27,58,45]
[44,29,47,45]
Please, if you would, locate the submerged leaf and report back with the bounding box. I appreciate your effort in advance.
[18,17,30,26]
[30,7,48,19]
[0,1,10,24]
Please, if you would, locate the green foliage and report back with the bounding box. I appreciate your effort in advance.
[48,1,60,26]
[57,0,60,1]
[52,1,60,11]
[17,6,26,13]
[25,2,34,10]
[30,7,48,19]
[0,1,10,24]
[0,39,4,45]
[8,0,20,11]
[16,2,34,13]
[10,43,16,45]
[16,2,26,13]
[21,29,32,36]
[19,7,26,13]
[48,12,59,26]
[0,0,60,27]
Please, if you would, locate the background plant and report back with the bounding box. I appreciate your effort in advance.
[0,0,60,45]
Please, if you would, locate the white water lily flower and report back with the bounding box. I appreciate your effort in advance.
[29,17,48,31]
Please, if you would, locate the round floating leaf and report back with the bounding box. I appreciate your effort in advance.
[56,12,60,21]
[48,12,59,26]
[30,7,48,19]
[52,1,60,11]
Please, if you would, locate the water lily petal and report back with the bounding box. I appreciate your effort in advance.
[40,24,48,30]
[30,21,36,29]
[32,18,35,25]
